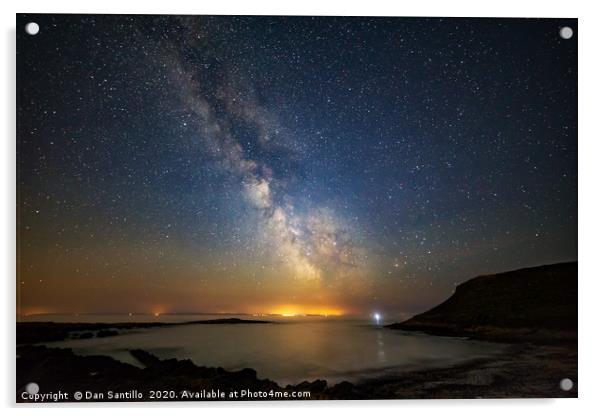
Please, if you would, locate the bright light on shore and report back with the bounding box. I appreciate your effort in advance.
[373,312,381,325]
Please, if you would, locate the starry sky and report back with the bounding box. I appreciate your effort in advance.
[17,14,577,318]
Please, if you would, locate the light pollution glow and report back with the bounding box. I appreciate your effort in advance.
[21,305,347,318]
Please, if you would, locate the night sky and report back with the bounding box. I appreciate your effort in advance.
[17,15,577,318]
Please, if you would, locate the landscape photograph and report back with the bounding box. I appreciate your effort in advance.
[16,14,577,401]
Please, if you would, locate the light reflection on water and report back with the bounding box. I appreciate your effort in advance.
[39,315,506,385]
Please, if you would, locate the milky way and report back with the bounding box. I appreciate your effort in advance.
[161,27,367,283]
[17,15,577,316]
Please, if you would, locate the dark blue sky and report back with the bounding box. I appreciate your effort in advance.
[17,15,577,316]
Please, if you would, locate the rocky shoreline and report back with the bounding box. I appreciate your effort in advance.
[17,340,576,402]
[17,344,346,402]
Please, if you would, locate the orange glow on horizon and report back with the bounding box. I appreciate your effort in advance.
[17,304,350,319]
[267,305,346,317]
[151,305,167,317]
[19,307,54,318]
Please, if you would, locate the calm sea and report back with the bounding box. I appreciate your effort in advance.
[26,314,506,385]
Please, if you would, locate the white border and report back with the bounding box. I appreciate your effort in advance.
[2,1,601,415]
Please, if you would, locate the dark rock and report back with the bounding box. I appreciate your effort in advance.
[186,318,270,325]
[296,379,327,393]
[387,262,577,344]
[326,381,358,399]
[130,349,161,367]
[96,329,119,338]
[237,368,257,379]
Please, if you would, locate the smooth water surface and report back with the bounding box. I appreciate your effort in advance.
[42,315,506,385]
